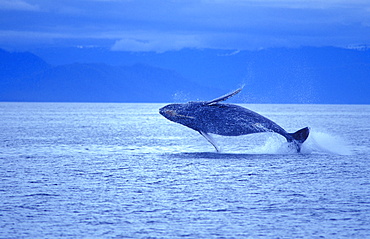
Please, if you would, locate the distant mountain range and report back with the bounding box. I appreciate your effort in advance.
[1,47,369,103]
[0,49,221,102]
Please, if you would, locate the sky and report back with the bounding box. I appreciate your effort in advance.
[0,0,370,52]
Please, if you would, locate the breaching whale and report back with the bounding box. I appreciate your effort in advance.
[159,87,310,152]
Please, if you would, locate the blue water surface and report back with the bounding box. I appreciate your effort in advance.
[0,103,369,238]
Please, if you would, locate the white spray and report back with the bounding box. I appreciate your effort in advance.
[245,129,351,155]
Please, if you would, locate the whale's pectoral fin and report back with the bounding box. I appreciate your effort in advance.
[199,131,220,152]
[207,86,244,105]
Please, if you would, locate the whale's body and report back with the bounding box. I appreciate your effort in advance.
[159,88,309,152]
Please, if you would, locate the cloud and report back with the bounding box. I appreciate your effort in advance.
[208,0,370,9]
[1,0,370,51]
[111,32,203,52]
[0,0,40,11]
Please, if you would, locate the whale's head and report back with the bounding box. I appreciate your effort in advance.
[159,102,204,126]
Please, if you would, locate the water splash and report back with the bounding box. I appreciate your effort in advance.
[245,130,352,155]
[301,130,352,155]
[247,135,297,154]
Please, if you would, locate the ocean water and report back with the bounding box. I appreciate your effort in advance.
[0,103,369,238]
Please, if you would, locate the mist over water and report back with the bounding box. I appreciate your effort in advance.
[0,103,369,238]
[239,129,352,155]
[303,130,352,155]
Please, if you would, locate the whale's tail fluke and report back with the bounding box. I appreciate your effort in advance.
[287,127,310,152]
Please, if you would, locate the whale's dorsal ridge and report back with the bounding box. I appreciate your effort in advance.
[207,86,244,105]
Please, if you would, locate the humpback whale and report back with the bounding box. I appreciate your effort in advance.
[159,87,309,152]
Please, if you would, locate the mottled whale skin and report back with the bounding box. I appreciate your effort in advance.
[159,88,309,152]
